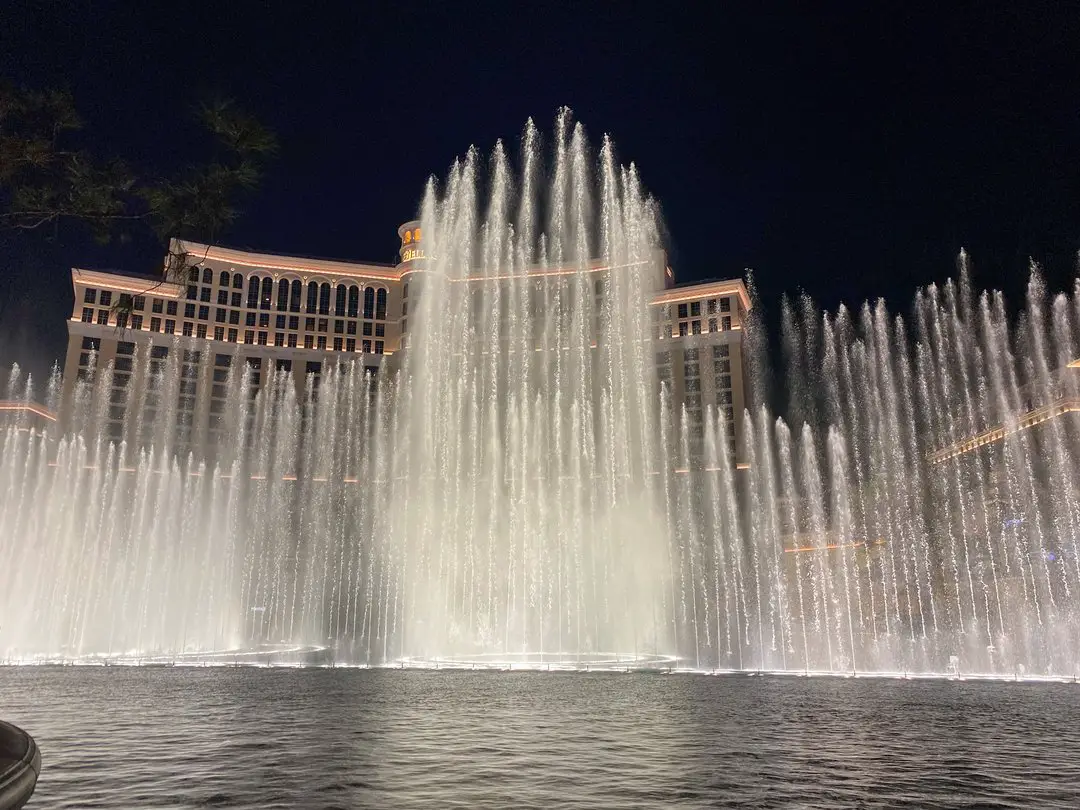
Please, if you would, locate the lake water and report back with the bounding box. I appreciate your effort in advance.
[1,668,1078,808]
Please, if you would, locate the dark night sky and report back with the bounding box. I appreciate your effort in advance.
[2,1,1080,382]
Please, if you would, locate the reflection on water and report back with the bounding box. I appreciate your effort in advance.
[2,669,1079,808]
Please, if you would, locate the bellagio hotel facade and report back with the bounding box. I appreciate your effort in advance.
[62,222,751,464]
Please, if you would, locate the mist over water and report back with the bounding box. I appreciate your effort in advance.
[1,112,1080,676]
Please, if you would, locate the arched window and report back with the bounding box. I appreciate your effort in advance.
[319,283,331,315]
[307,282,318,313]
[261,277,273,309]
[247,276,260,309]
[347,286,359,318]
[335,284,347,316]
[219,270,230,287]
[202,267,213,284]
[277,279,289,311]
[363,287,375,320]
[375,288,387,320]
[290,280,302,312]
[233,272,244,289]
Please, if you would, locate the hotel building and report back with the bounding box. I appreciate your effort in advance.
[61,223,750,464]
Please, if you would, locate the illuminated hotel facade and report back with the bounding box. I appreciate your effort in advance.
[61,223,751,463]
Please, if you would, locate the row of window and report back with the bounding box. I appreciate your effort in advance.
[672,316,733,337]
[674,297,732,320]
[183,270,391,319]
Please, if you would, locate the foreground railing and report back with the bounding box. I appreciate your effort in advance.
[0,720,39,810]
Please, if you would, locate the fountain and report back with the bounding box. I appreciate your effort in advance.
[1,111,1079,677]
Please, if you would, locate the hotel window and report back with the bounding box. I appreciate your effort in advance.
[346,338,356,352]
[246,312,256,327]
[247,276,260,308]
[217,289,228,305]
[304,335,314,349]
[196,324,207,339]
[214,326,225,341]
[375,288,387,320]
[257,331,267,345]
[678,322,688,337]
[677,303,688,319]
[318,319,328,333]
[275,314,286,330]
[287,334,297,348]
[187,285,198,300]
[374,340,384,354]
[188,267,200,283]
[333,337,343,351]
[691,320,701,335]
[690,301,701,317]
[401,319,407,333]
[361,339,371,354]
[362,322,372,336]
[290,280,302,312]
[686,378,701,392]
[287,315,298,331]
[165,319,176,334]
[334,320,344,334]
[233,273,243,289]
[275,332,284,346]
[150,317,161,332]
[244,330,254,344]
[347,321,356,335]
[200,267,211,285]
[231,291,241,308]
[97,309,110,325]
[684,348,698,360]
[720,297,731,313]
[317,335,327,350]
[198,305,209,321]
[259,313,269,328]
[81,307,94,322]
[717,374,732,390]
[362,287,375,319]
[715,358,731,374]
[721,316,732,331]
[116,311,129,328]
[335,284,347,316]
[99,291,112,307]
[184,303,195,319]
[227,328,238,342]
[260,277,273,309]
[215,308,227,323]
[182,322,193,337]
[306,282,318,313]
[275,279,288,311]
[166,300,177,316]
[305,361,321,375]
[199,286,211,303]
[708,318,717,333]
[348,286,360,317]
[152,298,163,314]
[229,310,240,325]
[84,288,97,304]
[82,336,101,351]
[374,323,385,338]
[707,299,717,315]
[131,314,143,330]
[719,390,733,405]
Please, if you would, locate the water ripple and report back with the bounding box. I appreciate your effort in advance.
[1,669,1079,808]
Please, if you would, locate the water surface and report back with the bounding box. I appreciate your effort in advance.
[2,668,1078,808]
